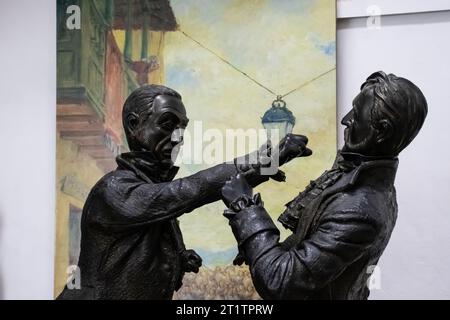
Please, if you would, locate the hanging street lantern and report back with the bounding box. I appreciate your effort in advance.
[261,96,296,145]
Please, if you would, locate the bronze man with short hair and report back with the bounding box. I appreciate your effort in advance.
[57,84,310,299]
[221,71,428,300]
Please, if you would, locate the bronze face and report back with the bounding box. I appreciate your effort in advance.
[128,94,189,162]
[341,86,378,155]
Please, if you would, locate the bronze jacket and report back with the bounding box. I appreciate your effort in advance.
[57,152,268,300]
[227,153,399,300]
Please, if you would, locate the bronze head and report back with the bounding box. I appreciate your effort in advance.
[122,85,189,163]
[342,71,428,157]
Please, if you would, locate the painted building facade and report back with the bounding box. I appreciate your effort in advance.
[55,0,177,295]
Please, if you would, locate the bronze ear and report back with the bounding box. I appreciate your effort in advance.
[376,119,394,144]
[126,112,139,133]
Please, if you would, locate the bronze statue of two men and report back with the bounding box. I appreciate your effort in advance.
[57,71,427,300]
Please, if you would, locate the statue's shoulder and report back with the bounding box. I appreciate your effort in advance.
[320,187,392,231]
[87,169,140,200]
[327,186,380,211]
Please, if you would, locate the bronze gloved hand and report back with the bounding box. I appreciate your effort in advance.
[180,249,202,273]
[233,134,311,183]
[221,174,264,266]
[221,173,253,208]
[276,133,312,166]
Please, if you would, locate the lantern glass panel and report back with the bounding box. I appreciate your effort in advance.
[263,121,290,145]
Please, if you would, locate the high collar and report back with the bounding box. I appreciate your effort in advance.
[334,150,399,187]
[339,151,397,165]
[116,151,179,183]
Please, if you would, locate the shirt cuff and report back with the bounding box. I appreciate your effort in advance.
[227,205,279,247]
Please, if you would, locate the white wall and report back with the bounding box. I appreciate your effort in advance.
[0,1,449,299]
[0,0,56,299]
[337,0,450,18]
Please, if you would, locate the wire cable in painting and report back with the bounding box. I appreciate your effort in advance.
[178,28,336,99]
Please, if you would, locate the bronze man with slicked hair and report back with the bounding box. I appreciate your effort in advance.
[221,71,428,300]
[57,84,311,300]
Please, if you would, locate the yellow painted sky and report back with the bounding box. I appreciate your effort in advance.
[164,0,336,257]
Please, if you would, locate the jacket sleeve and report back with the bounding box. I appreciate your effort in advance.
[93,163,269,230]
[227,199,380,300]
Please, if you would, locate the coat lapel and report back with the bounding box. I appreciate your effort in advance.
[294,170,355,242]
[292,158,399,243]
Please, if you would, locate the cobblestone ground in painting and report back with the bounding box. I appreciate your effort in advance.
[173,265,261,300]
